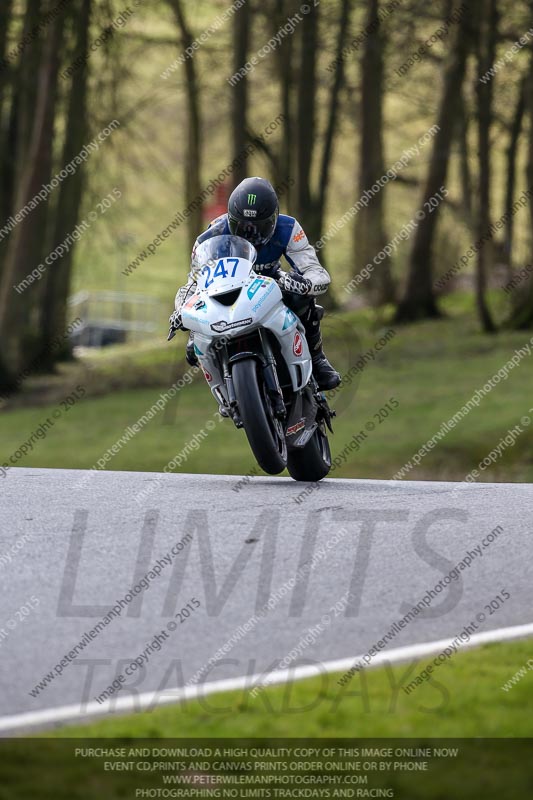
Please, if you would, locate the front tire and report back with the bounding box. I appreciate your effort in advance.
[232,358,287,475]
[287,424,331,482]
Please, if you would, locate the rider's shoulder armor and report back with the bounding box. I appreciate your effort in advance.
[192,214,302,277]
[198,215,230,242]
[254,214,297,274]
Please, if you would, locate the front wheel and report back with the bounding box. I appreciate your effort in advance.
[287,424,332,482]
[232,358,287,475]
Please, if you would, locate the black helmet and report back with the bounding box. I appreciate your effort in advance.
[228,177,279,247]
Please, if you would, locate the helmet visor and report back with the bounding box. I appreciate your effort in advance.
[228,210,278,247]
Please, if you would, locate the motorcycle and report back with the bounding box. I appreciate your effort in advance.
[169,234,335,482]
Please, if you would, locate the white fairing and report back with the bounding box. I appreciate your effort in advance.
[181,240,313,407]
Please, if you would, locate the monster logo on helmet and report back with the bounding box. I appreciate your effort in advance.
[228,177,279,248]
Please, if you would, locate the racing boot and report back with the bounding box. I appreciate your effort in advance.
[301,302,341,391]
[185,332,199,367]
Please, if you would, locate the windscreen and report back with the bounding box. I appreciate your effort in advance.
[195,234,257,268]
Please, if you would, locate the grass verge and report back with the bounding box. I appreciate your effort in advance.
[47,639,533,739]
[2,298,533,483]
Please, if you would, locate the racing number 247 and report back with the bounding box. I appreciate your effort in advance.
[202,258,240,288]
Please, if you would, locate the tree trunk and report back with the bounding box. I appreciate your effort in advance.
[0,0,14,260]
[318,0,350,232]
[474,0,497,334]
[295,0,319,240]
[0,0,40,236]
[395,0,472,323]
[354,0,395,306]
[275,0,296,207]
[507,51,533,329]
[457,88,474,228]
[39,0,92,365]
[0,0,14,111]
[503,75,526,271]
[0,0,66,387]
[166,0,203,245]
[12,0,43,197]
[232,0,250,187]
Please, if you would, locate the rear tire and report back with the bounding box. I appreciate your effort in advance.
[232,358,287,475]
[287,424,331,482]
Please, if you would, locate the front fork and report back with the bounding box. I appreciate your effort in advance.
[220,333,286,427]
[258,330,286,419]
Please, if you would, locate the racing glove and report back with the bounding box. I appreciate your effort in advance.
[168,283,196,340]
[276,269,312,296]
[167,309,184,340]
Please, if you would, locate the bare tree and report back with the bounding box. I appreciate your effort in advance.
[165,0,203,244]
[508,48,533,329]
[503,75,526,271]
[0,0,66,386]
[295,0,352,250]
[40,0,92,364]
[273,0,297,207]
[395,0,473,322]
[295,0,319,236]
[232,0,250,186]
[474,0,497,333]
[457,88,474,229]
[0,0,14,235]
[0,0,14,117]
[354,0,395,306]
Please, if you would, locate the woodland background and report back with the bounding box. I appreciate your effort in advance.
[2,0,533,484]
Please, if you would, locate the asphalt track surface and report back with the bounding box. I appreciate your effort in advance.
[1,468,532,733]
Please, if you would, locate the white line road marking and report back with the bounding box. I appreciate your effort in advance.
[2,621,533,734]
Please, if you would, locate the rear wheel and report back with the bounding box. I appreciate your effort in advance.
[287,423,331,482]
[232,358,287,475]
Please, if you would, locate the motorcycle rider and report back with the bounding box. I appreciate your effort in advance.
[170,176,341,391]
